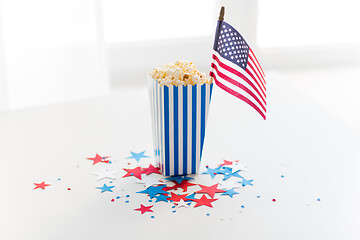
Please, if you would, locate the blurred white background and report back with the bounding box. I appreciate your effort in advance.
[1,0,360,107]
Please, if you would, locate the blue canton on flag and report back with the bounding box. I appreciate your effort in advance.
[213,21,250,70]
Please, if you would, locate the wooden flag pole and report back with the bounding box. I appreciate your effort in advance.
[219,6,225,21]
[210,6,225,81]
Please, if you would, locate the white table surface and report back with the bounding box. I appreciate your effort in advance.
[1,68,359,240]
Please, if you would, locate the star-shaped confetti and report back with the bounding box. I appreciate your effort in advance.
[96,184,115,193]
[137,185,168,199]
[91,168,117,181]
[154,194,169,203]
[192,195,218,208]
[222,169,243,181]
[219,180,242,190]
[219,160,233,166]
[217,166,232,175]
[163,180,197,192]
[175,199,191,208]
[142,164,161,175]
[228,163,248,172]
[196,184,226,198]
[87,154,110,165]
[202,166,222,179]
[122,167,145,180]
[135,175,163,188]
[221,188,239,198]
[33,181,51,190]
[238,178,254,187]
[126,151,150,162]
[167,192,191,202]
[164,175,194,184]
[185,193,196,201]
[134,204,153,214]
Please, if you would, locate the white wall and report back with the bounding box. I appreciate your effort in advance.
[0,0,110,111]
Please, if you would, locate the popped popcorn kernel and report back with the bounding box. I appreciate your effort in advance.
[149,60,213,86]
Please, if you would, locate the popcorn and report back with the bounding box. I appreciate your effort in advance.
[149,60,213,86]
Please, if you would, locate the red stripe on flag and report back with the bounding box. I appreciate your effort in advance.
[245,68,266,94]
[211,63,266,111]
[212,54,266,99]
[248,54,266,84]
[249,48,265,77]
[247,61,266,91]
[210,71,266,120]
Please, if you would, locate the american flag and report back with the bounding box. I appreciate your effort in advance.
[210,20,267,119]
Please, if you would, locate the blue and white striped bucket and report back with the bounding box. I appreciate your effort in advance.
[149,76,213,176]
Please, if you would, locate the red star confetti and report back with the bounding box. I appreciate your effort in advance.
[134,204,154,214]
[219,160,233,166]
[167,192,189,202]
[192,195,218,208]
[122,167,145,180]
[142,164,161,175]
[196,184,226,198]
[163,180,197,192]
[33,181,51,190]
[87,154,110,165]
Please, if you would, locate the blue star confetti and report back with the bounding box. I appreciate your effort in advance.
[222,169,243,181]
[126,151,150,162]
[96,184,115,193]
[154,194,169,203]
[137,185,169,199]
[185,193,196,201]
[221,188,239,198]
[164,175,194,184]
[238,178,254,187]
[202,166,222,179]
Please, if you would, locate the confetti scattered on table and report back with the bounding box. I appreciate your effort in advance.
[137,185,168,199]
[134,204,154,214]
[219,160,234,166]
[136,175,163,188]
[33,150,319,221]
[192,195,218,208]
[221,188,239,198]
[87,153,110,165]
[96,184,115,193]
[122,167,145,180]
[142,164,162,175]
[126,151,150,162]
[33,181,51,190]
[238,178,254,187]
[196,184,226,198]
[91,168,117,181]
[175,199,191,208]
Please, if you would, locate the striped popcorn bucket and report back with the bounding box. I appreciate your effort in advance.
[149,76,213,176]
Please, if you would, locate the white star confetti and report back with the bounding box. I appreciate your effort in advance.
[91,168,117,181]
